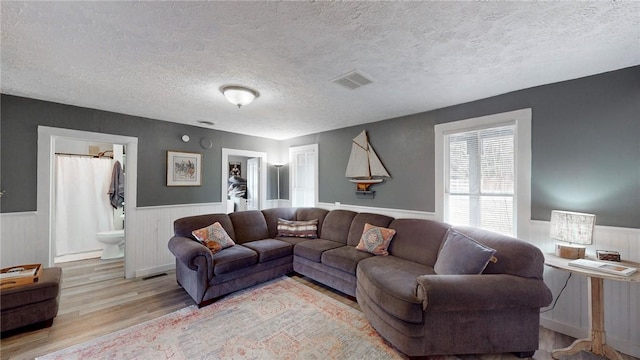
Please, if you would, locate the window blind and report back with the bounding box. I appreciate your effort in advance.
[445,125,515,236]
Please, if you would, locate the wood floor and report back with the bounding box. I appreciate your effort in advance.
[1,258,636,360]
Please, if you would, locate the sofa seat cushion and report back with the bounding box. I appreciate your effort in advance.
[275,236,310,246]
[357,256,434,324]
[321,246,373,275]
[294,239,344,263]
[212,245,258,275]
[242,239,293,263]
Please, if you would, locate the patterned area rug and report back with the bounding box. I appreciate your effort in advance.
[37,276,406,359]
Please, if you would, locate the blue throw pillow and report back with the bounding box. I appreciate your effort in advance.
[434,229,497,275]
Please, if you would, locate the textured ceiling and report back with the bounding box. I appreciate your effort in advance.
[2,1,639,140]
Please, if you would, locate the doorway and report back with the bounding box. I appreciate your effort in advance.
[53,139,125,263]
[289,144,318,207]
[37,126,138,278]
[221,148,267,213]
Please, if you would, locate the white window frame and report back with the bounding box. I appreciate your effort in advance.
[289,144,318,207]
[435,109,531,239]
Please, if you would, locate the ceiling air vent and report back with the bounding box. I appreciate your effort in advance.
[331,70,374,90]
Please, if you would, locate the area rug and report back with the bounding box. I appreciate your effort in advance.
[37,276,406,359]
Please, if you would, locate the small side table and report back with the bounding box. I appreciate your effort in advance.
[544,253,640,360]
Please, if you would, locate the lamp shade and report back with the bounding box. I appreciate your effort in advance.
[221,85,259,108]
[550,210,595,245]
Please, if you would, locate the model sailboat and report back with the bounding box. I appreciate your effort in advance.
[345,130,390,191]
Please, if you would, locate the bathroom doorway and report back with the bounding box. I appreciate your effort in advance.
[53,139,126,264]
[37,126,138,278]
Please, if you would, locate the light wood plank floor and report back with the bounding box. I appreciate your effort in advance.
[1,258,637,360]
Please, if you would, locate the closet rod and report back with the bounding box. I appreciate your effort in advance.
[55,152,113,159]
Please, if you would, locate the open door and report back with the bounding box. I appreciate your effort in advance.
[246,157,260,211]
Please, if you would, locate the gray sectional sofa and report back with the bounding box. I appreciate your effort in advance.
[168,207,552,357]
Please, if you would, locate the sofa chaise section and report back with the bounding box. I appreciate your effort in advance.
[356,223,553,357]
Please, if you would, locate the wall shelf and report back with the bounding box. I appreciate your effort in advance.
[355,190,375,199]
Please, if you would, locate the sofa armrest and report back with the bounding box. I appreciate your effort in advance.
[415,274,552,312]
[168,236,214,278]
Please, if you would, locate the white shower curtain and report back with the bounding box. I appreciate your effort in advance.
[55,156,115,256]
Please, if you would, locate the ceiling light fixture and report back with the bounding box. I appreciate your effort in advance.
[220,85,260,108]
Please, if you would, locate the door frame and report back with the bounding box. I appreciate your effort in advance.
[289,144,318,207]
[37,126,138,278]
[221,148,267,212]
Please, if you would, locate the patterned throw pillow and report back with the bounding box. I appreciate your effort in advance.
[355,223,397,256]
[276,218,318,238]
[192,222,235,254]
[434,229,497,275]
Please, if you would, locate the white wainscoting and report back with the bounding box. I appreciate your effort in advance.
[316,202,438,220]
[131,203,225,277]
[530,220,640,358]
[264,199,281,209]
[3,207,638,356]
[0,212,40,268]
[0,203,225,278]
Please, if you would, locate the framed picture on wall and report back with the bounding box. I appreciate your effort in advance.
[229,161,241,177]
[167,151,202,186]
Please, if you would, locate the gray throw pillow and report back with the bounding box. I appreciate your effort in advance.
[434,229,497,275]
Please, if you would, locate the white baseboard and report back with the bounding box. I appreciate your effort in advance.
[541,318,640,358]
[134,263,175,278]
[54,250,103,263]
[540,318,588,340]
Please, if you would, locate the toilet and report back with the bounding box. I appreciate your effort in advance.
[96,229,125,260]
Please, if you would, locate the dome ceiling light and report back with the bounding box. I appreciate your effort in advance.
[220,85,260,108]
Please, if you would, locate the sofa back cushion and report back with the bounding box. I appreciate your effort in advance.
[229,210,269,244]
[388,219,451,267]
[295,208,329,238]
[452,225,545,279]
[347,213,394,247]
[174,214,235,241]
[262,208,297,238]
[320,210,357,244]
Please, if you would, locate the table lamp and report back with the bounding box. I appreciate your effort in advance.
[550,210,596,259]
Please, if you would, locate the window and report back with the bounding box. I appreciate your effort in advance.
[289,144,318,207]
[435,109,531,238]
[447,125,515,235]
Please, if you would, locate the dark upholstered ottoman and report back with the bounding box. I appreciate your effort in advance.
[1,267,62,336]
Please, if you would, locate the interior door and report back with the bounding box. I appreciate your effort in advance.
[246,157,260,210]
[290,144,318,207]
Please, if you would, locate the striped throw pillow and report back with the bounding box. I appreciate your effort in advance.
[277,218,318,238]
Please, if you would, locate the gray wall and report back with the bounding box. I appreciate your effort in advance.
[2,66,638,228]
[283,114,433,210]
[283,66,640,228]
[0,95,281,212]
